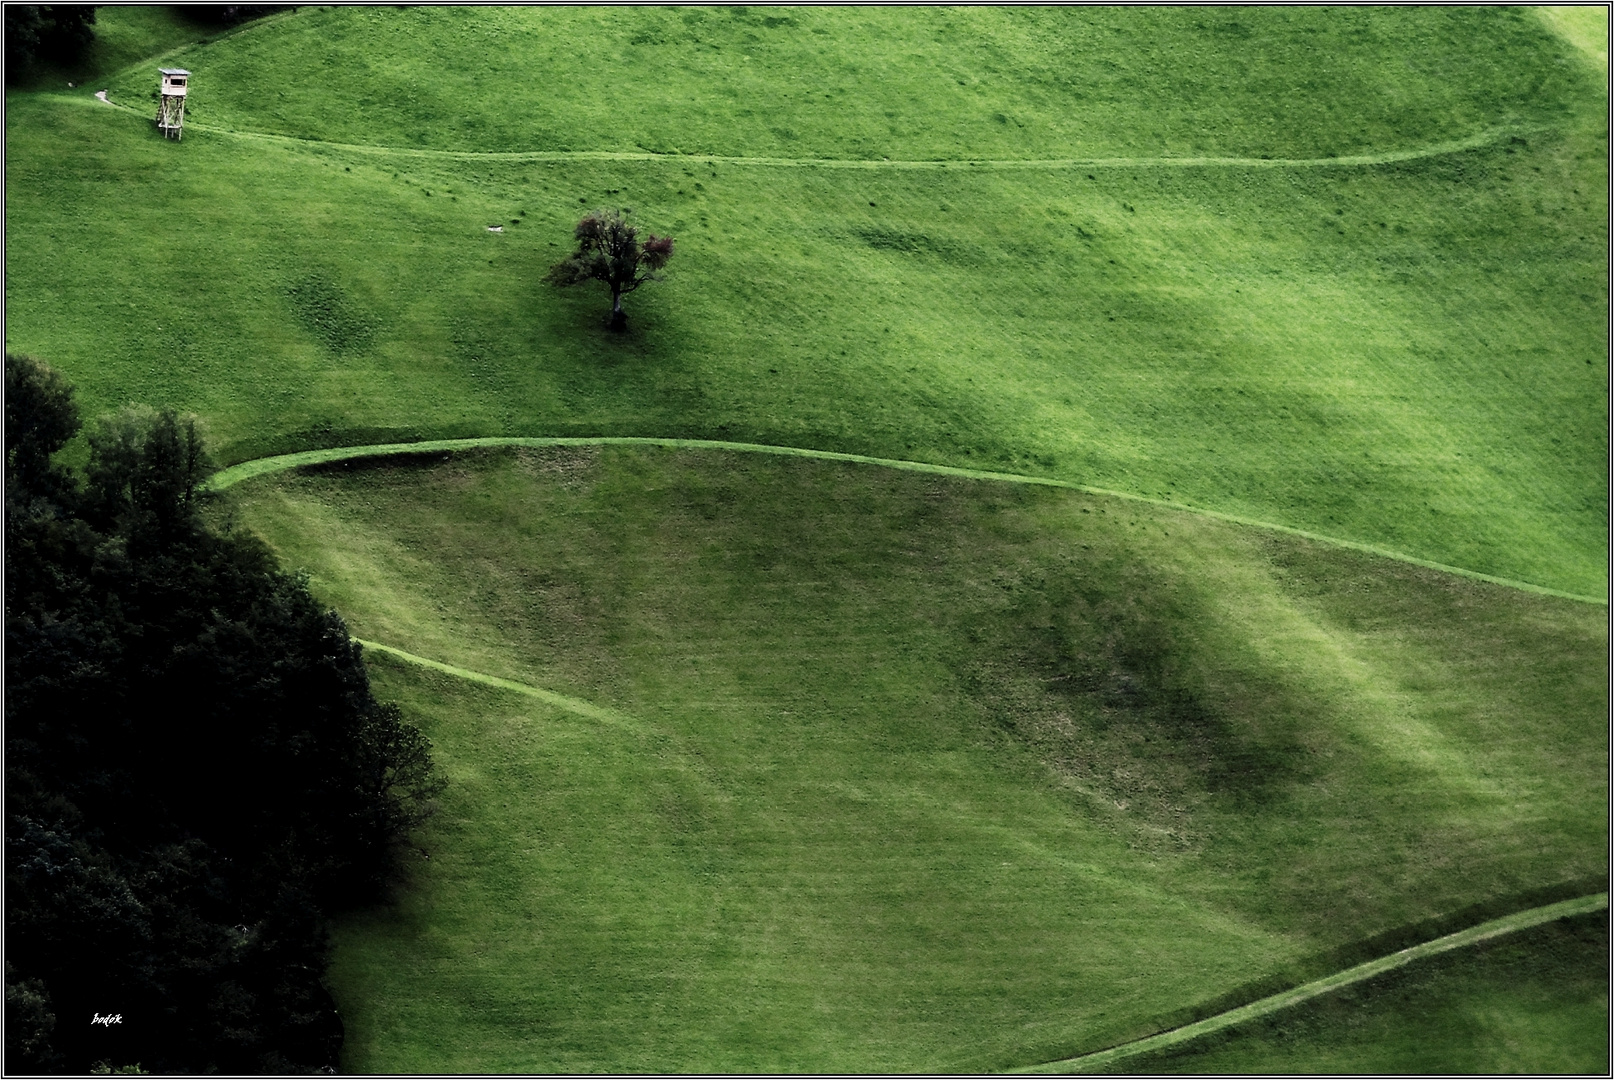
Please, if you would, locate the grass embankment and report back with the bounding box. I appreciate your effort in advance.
[1102,908,1608,1074]
[6,6,1607,596]
[225,447,1608,1073]
[1016,892,1608,1072]
[206,435,1605,603]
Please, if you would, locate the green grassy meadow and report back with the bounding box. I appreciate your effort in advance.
[7,6,1608,596]
[1108,909,1608,1074]
[101,6,1594,161]
[6,5,1609,1072]
[223,447,1608,1072]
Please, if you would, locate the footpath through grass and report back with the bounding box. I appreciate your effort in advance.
[1097,906,1609,1075]
[7,10,1608,1066]
[224,446,1608,1072]
[1020,893,1608,1073]
[4,6,229,92]
[205,434,1608,604]
[349,635,1613,1076]
[103,7,1596,161]
[6,6,1607,596]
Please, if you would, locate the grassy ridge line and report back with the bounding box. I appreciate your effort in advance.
[1010,891,1611,1075]
[81,93,1527,169]
[206,437,1608,606]
[355,638,637,729]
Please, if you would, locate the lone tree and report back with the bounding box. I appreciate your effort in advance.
[546,209,674,331]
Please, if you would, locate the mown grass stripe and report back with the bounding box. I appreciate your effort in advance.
[80,93,1525,170]
[1010,891,1611,1075]
[207,437,1607,606]
[354,638,636,729]
[353,633,1609,1075]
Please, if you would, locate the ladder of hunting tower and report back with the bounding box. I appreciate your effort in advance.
[158,68,189,140]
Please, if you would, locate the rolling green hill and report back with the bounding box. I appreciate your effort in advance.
[5,6,1608,1072]
[104,6,1595,161]
[6,5,1607,595]
[1103,908,1608,1074]
[222,446,1606,1072]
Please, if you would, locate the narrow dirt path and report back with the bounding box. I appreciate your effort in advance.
[206,436,1606,606]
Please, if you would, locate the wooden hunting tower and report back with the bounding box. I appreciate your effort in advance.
[157,68,189,140]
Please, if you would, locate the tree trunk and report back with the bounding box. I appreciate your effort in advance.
[608,290,626,331]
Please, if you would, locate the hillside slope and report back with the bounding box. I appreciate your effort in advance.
[5,6,1607,594]
[229,447,1607,1071]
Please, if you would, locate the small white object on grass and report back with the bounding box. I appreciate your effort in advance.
[487,225,504,232]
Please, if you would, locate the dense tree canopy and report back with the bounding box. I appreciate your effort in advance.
[179,6,292,30]
[545,209,674,330]
[4,6,96,82]
[5,354,442,1074]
